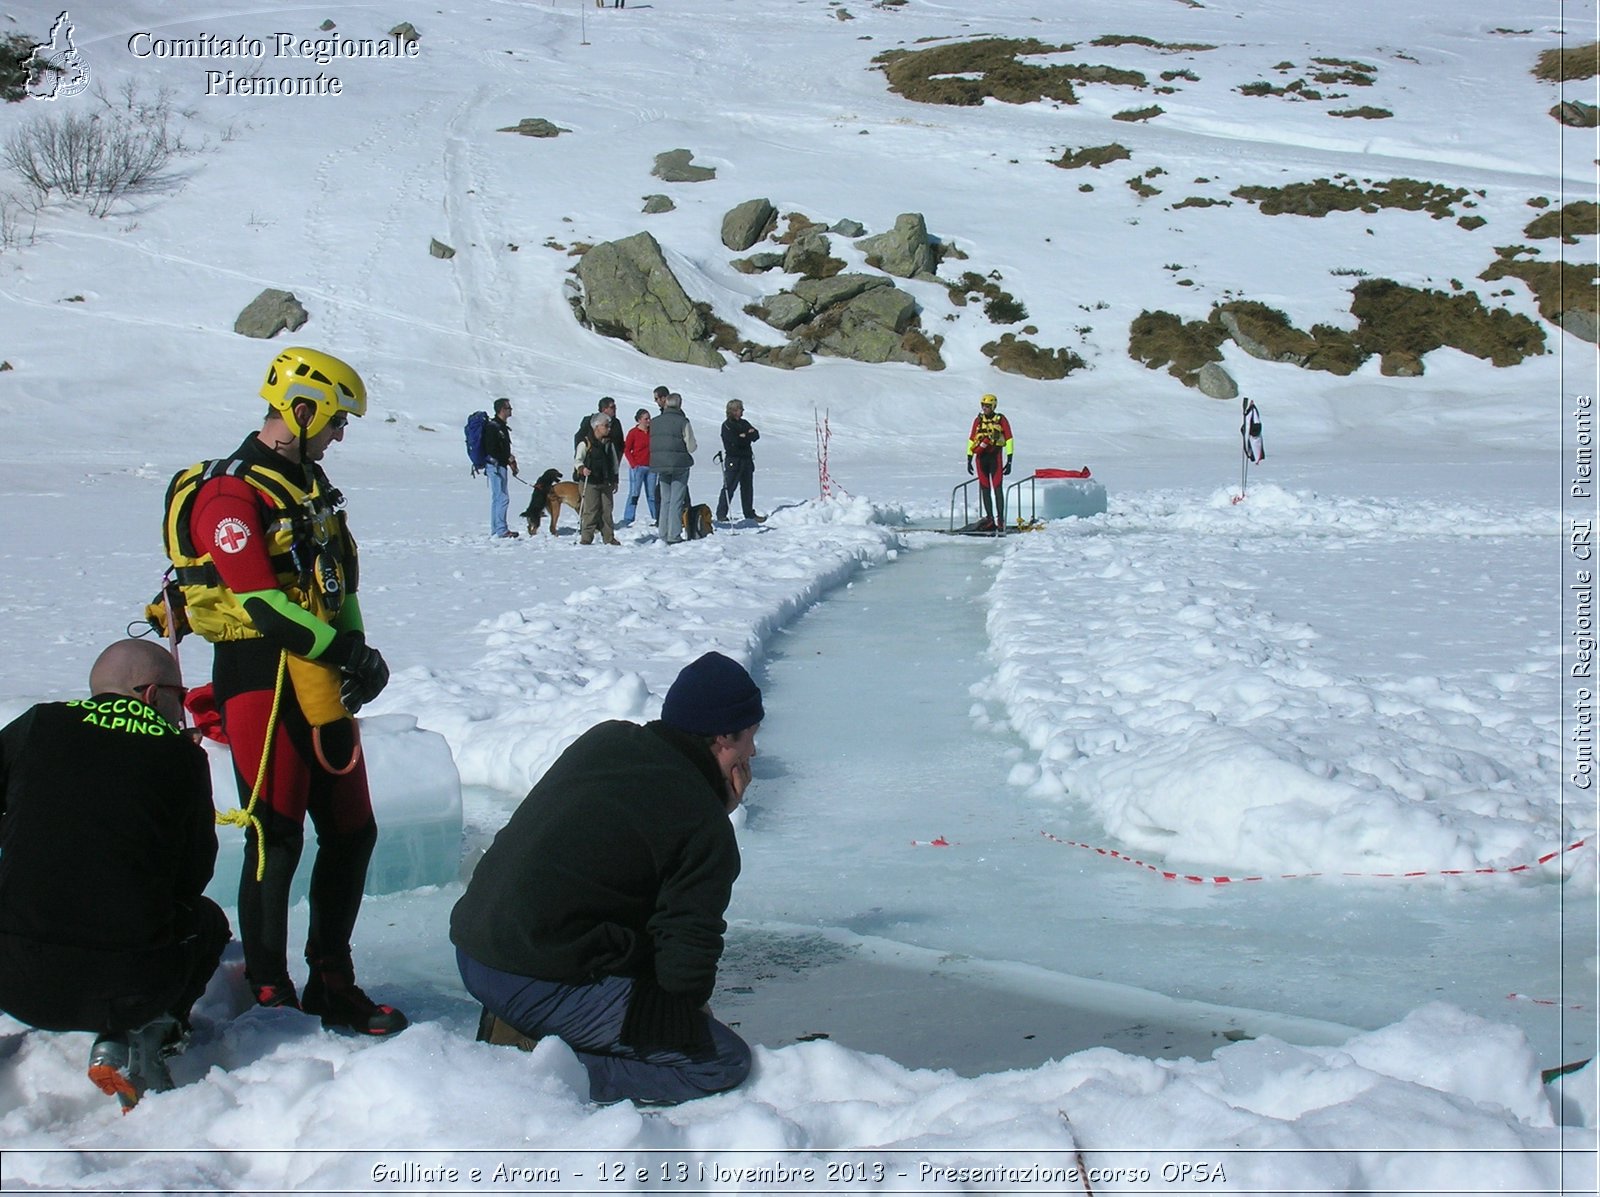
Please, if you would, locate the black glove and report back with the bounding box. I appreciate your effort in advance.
[339,640,390,714]
[1004,458,1013,476]
[966,455,974,476]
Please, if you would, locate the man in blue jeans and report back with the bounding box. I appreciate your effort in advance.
[483,398,519,538]
[451,652,761,1105]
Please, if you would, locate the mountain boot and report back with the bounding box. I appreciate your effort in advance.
[87,1015,180,1112]
[251,979,302,1011]
[302,968,408,1036]
[475,1006,542,1052]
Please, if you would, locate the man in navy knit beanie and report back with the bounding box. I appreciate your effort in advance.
[451,650,763,1106]
[662,651,764,738]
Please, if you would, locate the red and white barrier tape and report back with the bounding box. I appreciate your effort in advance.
[1039,830,1590,884]
[1507,992,1590,1012]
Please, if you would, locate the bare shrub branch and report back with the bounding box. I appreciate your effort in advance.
[1,82,199,216]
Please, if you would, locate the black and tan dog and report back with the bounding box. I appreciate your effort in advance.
[521,468,584,536]
[682,503,714,539]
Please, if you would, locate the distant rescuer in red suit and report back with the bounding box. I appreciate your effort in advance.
[966,393,1014,529]
[180,347,405,1036]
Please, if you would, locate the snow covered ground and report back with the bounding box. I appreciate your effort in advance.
[0,0,1595,1191]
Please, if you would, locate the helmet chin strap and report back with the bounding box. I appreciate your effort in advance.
[290,401,317,479]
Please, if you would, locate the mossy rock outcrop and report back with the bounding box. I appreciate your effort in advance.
[651,148,716,183]
[721,198,777,251]
[497,118,569,138]
[234,289,308,339]
[574,231,725,368]
[783,229,843,279]
[854,212,937,279]
[792,285,938,367]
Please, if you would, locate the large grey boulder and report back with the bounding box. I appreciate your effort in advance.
[755,293,813,332]
[234,289,308,339]
[731,251,785,274]
[721,198,776,251]
[741,343,814,370]
[807,285,922,364]
[1217,310,1306,365]
[793,272,887,309]
[652,148,716,182]
[1560,308,1600,344]
[1554,101,1600,128]
[854,213,936,279]
[574,231,726,368]
[1195,361,1238,399]
[497,118,568,137]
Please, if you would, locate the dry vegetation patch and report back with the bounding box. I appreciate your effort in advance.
[1232,176,1469,219]
[875,38,1078,105]
[1535,42,1600,82]
[1050,142,1131,169]
[1240,79,1324,100]
[981,333,1085,379]
[1128,310,1227,381]
[1090,34,1216,52]
[1211,300,1364,374]
[874,38,1156,106]
[947,271,1029,324]
[1480,249,1600,333]
[1349,278,1545,367]
[1132,279,1546,385]
[1309,57,1378,86]
[1523,200,1599,244]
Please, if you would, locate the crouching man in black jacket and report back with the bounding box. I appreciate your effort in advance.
[0,639,230,1111]
[451,651,761,1105]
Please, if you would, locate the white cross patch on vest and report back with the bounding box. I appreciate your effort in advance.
[215,518,251,554]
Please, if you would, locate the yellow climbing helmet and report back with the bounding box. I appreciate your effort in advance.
[980,393,998,408]
[261,347,367,437]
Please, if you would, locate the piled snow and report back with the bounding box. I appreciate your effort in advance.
[0,0,1592,1187]
[984,486,1583,878]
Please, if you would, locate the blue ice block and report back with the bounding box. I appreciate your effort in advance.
[204,713,463,904]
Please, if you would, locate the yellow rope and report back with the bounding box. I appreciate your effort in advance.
[214,649,287,882]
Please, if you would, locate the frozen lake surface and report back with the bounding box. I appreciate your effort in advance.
[721,535,1591,1073]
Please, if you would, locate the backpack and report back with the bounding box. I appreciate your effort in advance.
[464,410,490,473]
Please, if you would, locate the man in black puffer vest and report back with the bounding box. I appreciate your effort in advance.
[451,652,761,1105]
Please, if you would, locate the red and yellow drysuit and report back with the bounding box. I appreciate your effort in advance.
[966,410,1014,520]
[184,435,376,997]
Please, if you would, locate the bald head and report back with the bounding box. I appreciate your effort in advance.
[89,639,179,697]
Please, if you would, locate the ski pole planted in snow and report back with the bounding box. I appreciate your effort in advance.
[1235,396,1264,503]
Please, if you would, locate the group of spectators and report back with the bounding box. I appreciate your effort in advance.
[0,348,763,1114]
[481,385,763,545]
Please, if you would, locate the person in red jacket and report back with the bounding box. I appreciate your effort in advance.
[965,393,1014,529]
[182,348,405,1037]
[621,408,657,525]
